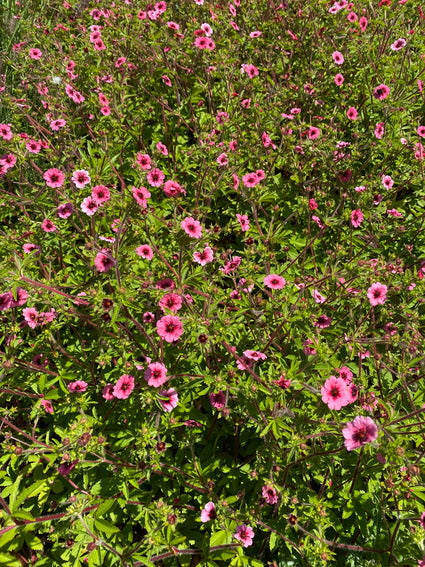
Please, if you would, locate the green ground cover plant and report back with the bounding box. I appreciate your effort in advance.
[1,0,425,565]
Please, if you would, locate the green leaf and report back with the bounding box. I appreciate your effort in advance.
[0,552,21,566]
[210,530,232,547]
[0,529,18,549]
[94,519,120,535]
[95,499,115,519]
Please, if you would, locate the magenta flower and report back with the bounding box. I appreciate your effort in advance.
[274,376,291,388]
[181,217,203,238]
[351,209,364,227]
[234,524,255,548]
[342,416,378,451]
[113,375,135,399]
[373,84,390,100]
[156,315,184,343]
[314,315,331,329]
[367,282,388,306]
[264,274,286,290]
[145,362,168,387]
[375,122,385,139]
[43,168,65,188]
[147,168,165,187]
[262,485,278,505]
[321,376,350,410]
[57,203,73,219]
[136,244,154,260]
[158,388,179,412]
[242,172,260,187]
[68,380,88,393]
[200,502,216,522]
[193,246,214,266]
[417,126,425,138]
[29,48,42,60]
[308,126,321,140]
[210,390,226,409]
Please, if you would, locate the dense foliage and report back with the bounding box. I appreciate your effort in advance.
[1,0,425,565]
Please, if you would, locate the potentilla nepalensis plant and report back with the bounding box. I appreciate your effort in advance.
[0,0,425,565]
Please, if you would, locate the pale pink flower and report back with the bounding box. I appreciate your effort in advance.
[193,246,214,266]
[262,485,278,505]
[81,196,98,216]
[367,282,387,306]
[200,502,216,522]
[351,209,364,227]
[236,214,249,232]
[71,169,91,189]
[332,51,344,65]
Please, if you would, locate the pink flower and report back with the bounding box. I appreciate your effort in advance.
[193,246,214,266]
[264,274,286,290]
[321,376,350,410]
[308,127,321,140]
[156,315,184,343]
[29,48,42,60]
[419,511,425,529]
[144,362,168,387]
[43,168,65,188]
[367,282,388,306]
[147,168,165,187]
[244,350,267,361]
[94,249,114,273]
[158,388,178,411]
[26,140,42,153]
[81,196,98,216]
[373,84,390,100]
[132,186,151,208]
[91,185,110,205]
[274,376,291,388]
[351,209,364,227]
[113,375,135,399]
[387,208,402,217]
[303,339,316,356]
[332,51,344,65]
[136,244,154,260]
[262,485,278,505]
[163,180,185,198]
[57,203,73,219]
[382,175,394,190]
[210,390,226,409]
[342,416,378,451]
[136,153,151,170]
[102,384,115,400]
[236,214,249,232]
[50,119,66,131]
[200,502,216,522]
[181,217,202,238]
[41,219,57,232]
[359,16,368,30]
[0,124,13,141]
[338,366,353,382]
[9,288,28,308]
[23,243,41,255]
[334,73,344,85]
[347,107,358,120]
[216,152,228,166]
[72,169,91,188]
[40,399,53,414]
[234,524,254,548]
[221,256,242,275]
[159,293,182,313]
[23,307,38,328]
[391,38,406,51]
[0,293,12,311]
[312,289,326,303]
[242,172,260,187]
[156,141,168,155]
[312,215,324,229]
[68,380,88,393]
